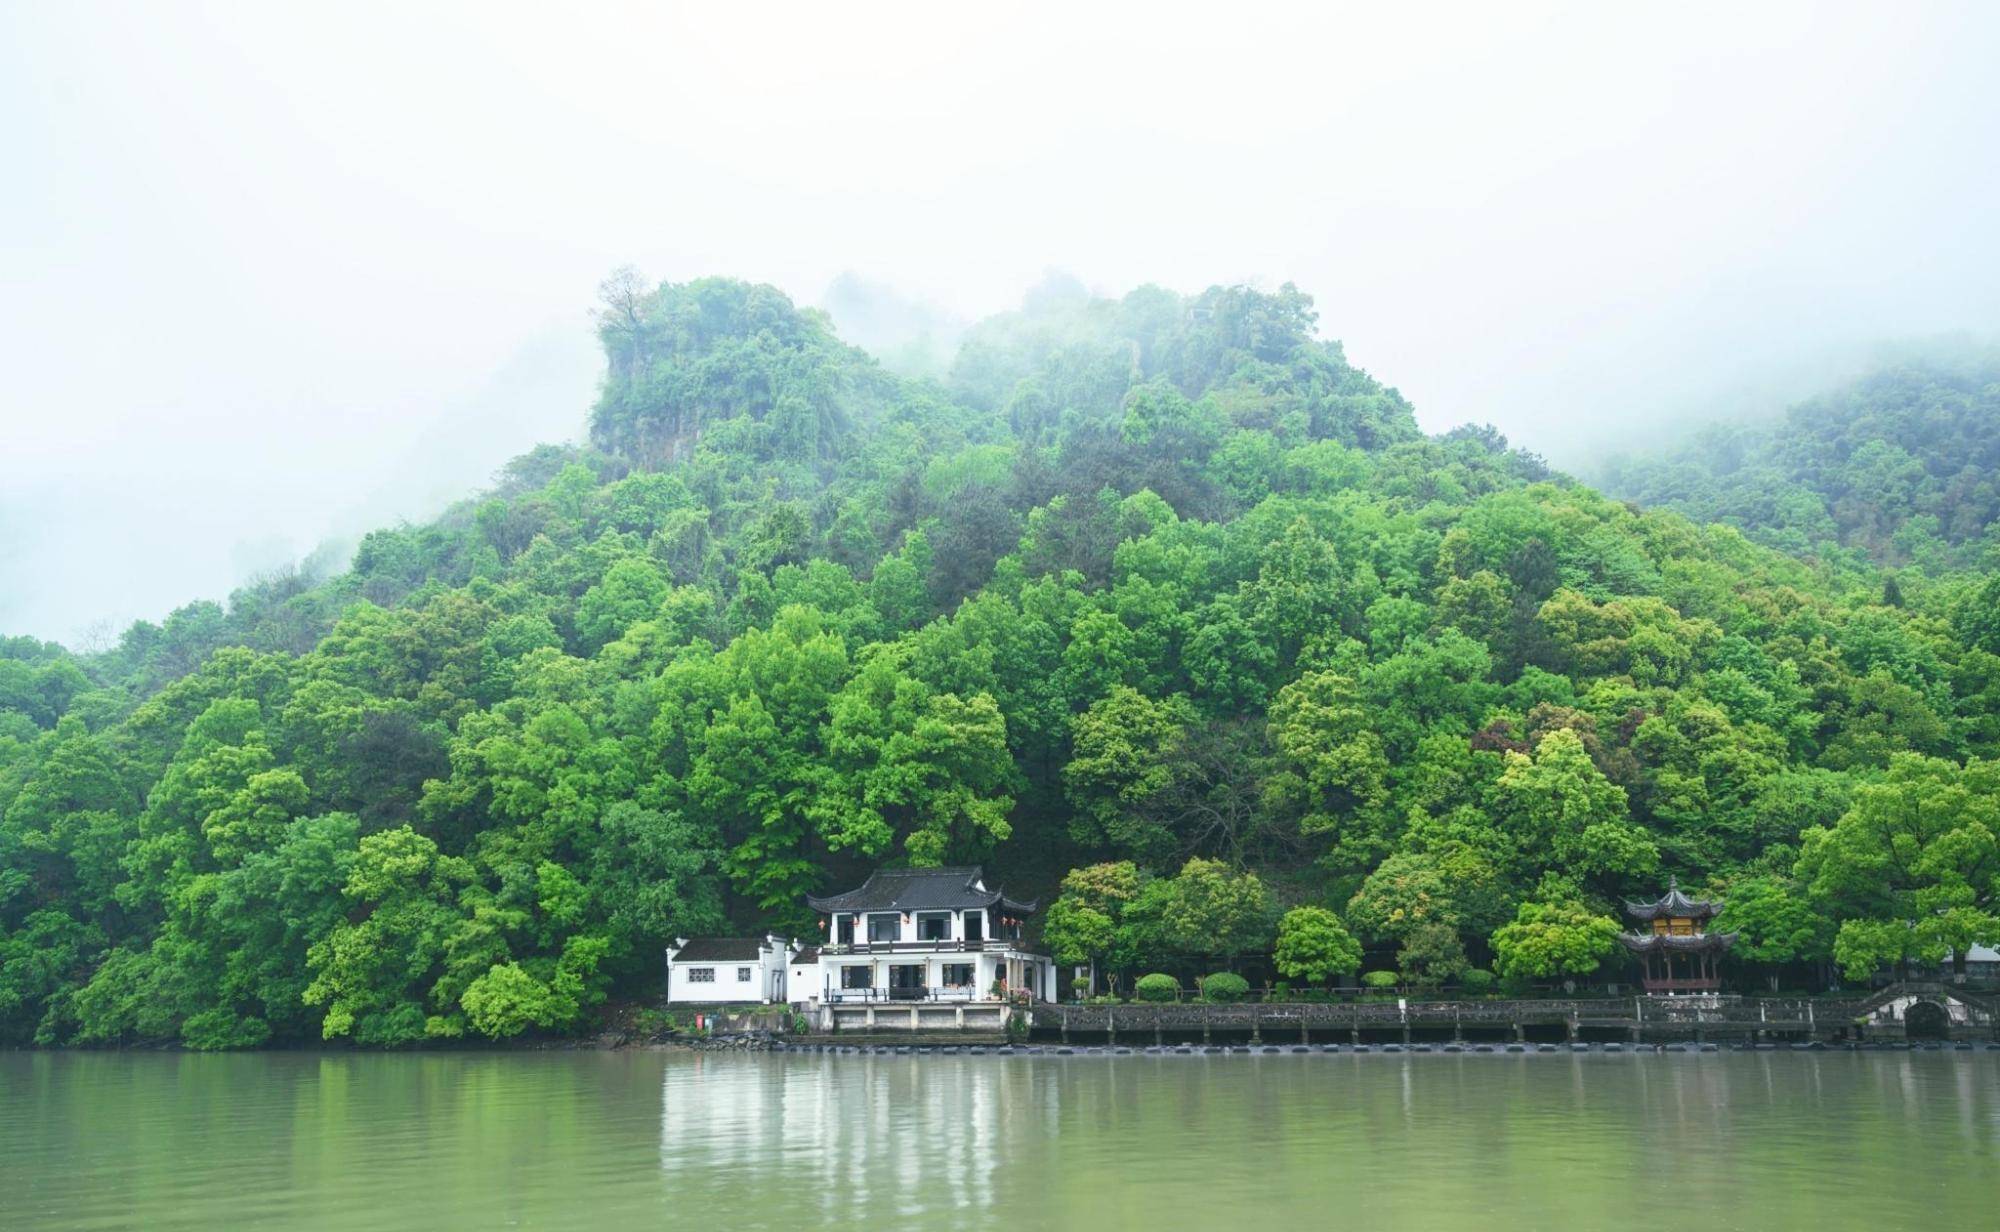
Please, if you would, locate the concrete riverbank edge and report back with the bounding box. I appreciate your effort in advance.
[765,1039,2000,1057]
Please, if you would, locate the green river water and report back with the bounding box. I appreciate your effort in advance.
[4,1049,1997,1230]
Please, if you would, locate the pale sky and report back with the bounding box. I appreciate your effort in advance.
[4,2,1998,644]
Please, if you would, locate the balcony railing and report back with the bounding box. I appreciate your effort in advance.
[818,939,1031,956]
[823,986,994,1004]
[1640,977,1723,993]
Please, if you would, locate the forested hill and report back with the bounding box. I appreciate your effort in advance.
[4,275,1998,1049]
[1598,357,2000,572]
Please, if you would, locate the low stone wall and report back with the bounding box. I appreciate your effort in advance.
[824,1001,1012,1033]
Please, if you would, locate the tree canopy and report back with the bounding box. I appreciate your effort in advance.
[5,275,2000,1044]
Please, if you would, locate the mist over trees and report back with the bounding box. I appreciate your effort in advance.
[3,273,1999,1047]
[1598,355,2000,572]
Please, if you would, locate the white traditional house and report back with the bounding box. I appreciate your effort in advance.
[805,866,1058,1031]
[664,935,790,1004]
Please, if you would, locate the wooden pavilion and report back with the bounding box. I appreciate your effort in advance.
[1619,877,1736,993]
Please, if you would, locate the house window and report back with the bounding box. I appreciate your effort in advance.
[737,967,752,982]
[687,968,715,983]
[836,915,855,945]
[941,963,974,988]
[841,966,873,989]
[962,911,983,942]
[868,914,900,943]
[917,912,951,942]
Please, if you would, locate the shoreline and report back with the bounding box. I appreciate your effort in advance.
[764,1038,2000,1058]
[9,1035,1995,1057]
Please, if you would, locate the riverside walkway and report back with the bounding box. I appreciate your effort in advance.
[1037,982,2000,1046]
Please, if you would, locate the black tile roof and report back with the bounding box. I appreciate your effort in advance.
[806,866,1038,915]
[1623,876,1723,921]
[789,946,820,965]
[671,937,766,963]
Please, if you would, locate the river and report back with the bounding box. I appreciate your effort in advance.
[4,1049,1997,1230]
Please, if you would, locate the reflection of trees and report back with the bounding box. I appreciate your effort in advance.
[661,1053,2000,1230]
[10,1052,2000,1229]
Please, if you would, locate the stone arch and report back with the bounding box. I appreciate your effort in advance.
[1904,999,1951,1041]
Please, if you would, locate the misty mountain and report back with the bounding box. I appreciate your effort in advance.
[3,274,1996,1049]
[818,271,966,380]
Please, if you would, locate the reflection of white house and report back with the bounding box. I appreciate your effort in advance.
[664,935,790,1004]
[805,866,1058,1031]
[658,1039,1038,1215]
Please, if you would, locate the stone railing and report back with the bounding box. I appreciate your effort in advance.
[1044,995,1872,1040]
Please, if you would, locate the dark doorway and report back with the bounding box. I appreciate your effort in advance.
[1905,1000,1951,1040]
[889,964,927,1001]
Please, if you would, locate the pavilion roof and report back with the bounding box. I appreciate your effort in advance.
[1623,876,1723,921]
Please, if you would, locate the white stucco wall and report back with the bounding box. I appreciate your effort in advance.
[788,959,820,1008]
[665,935,790,1004]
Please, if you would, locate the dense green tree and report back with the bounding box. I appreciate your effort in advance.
[1494,728,1658,887]
[1271,905,1362,985]
[1138,857,1273,972]
[816,655,1016,865]
[1490,898,1622,983]
[303,827,477,1046]
[1062,688,1195,860]
[1397,921,1472,987]
[1797,754,2000,980]
[1345,846,1509,945]
[1712,874,1832,989]
[1265,670,1390,869]
[1043,861,1145,993]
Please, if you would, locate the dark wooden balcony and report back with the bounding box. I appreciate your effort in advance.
[1640,977,1722,993]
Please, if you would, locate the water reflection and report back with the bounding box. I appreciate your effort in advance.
[655,1052,2000,1231]
[3,1050,1998,1231]
[660,1052,1057,1222]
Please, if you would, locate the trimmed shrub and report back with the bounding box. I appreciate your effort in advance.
[1459,969,1497,995]
[1361,970,1399,990]
[1201,972,1250,1003]
[1272,980,1293,1001]
[1135,973,1181,1002]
